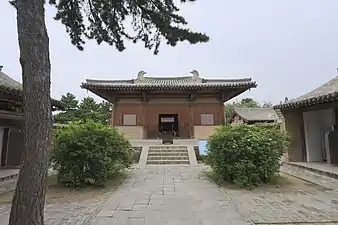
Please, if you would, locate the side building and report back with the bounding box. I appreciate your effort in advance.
[229,107,278,125]
[81,70,256,139]
[0,66,62,168]
[274,75,338,165]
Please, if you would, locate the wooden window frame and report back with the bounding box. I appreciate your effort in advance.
[123,114,137,126]
[200,113,214,125]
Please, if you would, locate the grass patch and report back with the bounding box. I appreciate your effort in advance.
[0,170,130,205]
[204,169,297,191]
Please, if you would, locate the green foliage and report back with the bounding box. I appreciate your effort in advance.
[49,0,209,54]
[61,93,78,111]
[206,124,290,188]
[54,94,111,125]
[197,154,208,163]
[240,98,261,107]
[52,121,132,187]
[54,93,79,124]
[225,98,261,123]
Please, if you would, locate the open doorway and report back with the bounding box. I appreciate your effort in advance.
[158,114,178,137]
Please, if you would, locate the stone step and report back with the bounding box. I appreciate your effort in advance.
[149,149,188,153]
[149,147,187,150]
[146,160,190,165]
[148,149,188,153]
[147,156,189,161]
[286,162,338,179]
[281,164,338,190]
[148,152,189,156]
[0,169,19,182]
[148,152,188,156]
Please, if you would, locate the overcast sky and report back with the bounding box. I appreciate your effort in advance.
[1,0,338,105]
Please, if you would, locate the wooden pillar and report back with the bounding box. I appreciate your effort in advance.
[111,103,117,126]
[0,128,9,166]
[141,92,148,139]
[188,93,195,138]
[142,102,147,139]
[220,103,225,125]
[335,108,338,129]
[216,92,225,125]
[188,103,192,138]
[109,95,119,126]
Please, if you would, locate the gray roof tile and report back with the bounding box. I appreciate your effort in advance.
[0,70,63,109]
[82,75,256,91]
[234,107,278,122]
[0,71,22,91]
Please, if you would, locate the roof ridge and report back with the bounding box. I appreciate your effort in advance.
[85,79,134,83]
[143,76,193,80]
[204,78,252,82]
[235,107,264,110]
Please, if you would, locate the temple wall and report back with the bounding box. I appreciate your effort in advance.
[115,126,144,139]
[193,125,220,139]
[112,100,225,139]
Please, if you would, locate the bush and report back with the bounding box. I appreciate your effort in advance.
[52,121,132,187]
[197,155,209,163]
[206,124,290,188]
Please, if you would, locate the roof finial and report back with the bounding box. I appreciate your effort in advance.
[190,70,199,80]
[284,97,288,102]
[137,70,146,80]
[0,65,3,71]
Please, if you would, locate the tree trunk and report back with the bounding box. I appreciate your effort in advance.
[9,0,52,224]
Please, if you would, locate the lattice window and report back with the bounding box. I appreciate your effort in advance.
[200,113,214,125]
[123,114,137,126]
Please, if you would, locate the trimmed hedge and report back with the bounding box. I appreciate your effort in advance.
[52,121,132,187]
[206,124,290,188]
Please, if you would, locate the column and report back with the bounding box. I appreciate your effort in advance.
[141,92,148,139]
[142,102,147,139]
[111,103,117,126]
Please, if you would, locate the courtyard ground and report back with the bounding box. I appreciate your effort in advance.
[0,165,338,225]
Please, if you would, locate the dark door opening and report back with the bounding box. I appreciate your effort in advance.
[158,114,178,137]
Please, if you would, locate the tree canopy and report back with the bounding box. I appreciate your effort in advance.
[48,0,210,54]
[54,93,111,125]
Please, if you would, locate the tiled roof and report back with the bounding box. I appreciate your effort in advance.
[82,73,257,91]
[0,71,22,91]
[274,76,338,110]
[234,107,278,122]
[0,70,63,109]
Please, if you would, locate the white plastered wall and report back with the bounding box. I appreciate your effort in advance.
[303,108,334,163]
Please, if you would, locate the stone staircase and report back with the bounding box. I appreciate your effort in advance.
[146,145,190,165]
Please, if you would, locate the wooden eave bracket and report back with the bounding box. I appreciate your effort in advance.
[141,92,148,102]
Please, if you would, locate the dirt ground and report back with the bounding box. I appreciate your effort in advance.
[0,172,129,204]
[204,169,328,193]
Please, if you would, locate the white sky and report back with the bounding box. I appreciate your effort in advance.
[1,0,338,105]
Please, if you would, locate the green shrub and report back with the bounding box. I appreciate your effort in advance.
[52,121,132,187]
[197,155,209,163]
[206,124,290,188]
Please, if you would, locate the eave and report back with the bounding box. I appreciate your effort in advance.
[0,85,64,111]
[274,92,338,111]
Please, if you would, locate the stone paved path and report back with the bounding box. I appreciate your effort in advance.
[91,165,248,225]
[1,165,338,225]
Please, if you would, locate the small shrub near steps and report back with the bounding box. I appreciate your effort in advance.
[206,124,290,188]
